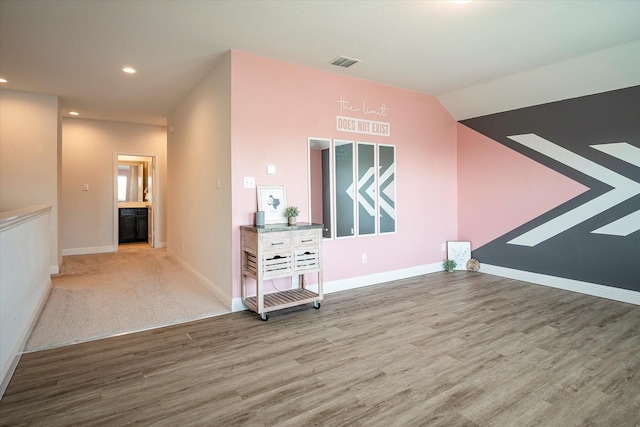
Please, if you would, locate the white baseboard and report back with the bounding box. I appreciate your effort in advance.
[50,264,59,275]
[230,263,443,313]
[62,245,116,256]
[62,243,168,256]
[166,250,233,311]
[321,263,442,295]
[1,279,52,399]
[231,262,640,310]
[232,298,248,312]
[480,264,640,305]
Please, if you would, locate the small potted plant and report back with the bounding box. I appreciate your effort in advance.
[443,259,457,272]
[284,206,299,226]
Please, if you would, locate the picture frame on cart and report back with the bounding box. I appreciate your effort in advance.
[257,185,287,224]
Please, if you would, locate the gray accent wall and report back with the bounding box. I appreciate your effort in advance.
[461,86,640,292]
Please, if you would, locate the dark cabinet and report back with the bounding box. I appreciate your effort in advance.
[119,208,148,243]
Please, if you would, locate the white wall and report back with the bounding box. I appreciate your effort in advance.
[167,53,233,307]
[0,206,52,397]
[0,89,61,272]
[439,40,640,120]
[61,119,167,253]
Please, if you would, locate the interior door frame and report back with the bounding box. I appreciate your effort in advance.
[113,152,159,250]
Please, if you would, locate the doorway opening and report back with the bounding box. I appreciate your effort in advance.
[114,153,158,250]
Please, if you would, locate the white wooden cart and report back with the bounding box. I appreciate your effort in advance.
[240,223,323,321]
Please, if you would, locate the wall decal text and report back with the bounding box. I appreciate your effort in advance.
[336,116,390,137]
[336,97,390,136]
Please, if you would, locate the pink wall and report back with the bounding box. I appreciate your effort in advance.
[457,123,588,248]
[230,51,458,298]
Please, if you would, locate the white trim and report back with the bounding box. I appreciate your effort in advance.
[480,264,640,305]
[232,298,249,312]
[1,279,51,399]
[62,245,116,256]
[166,249,233,311]
[231,263,442,312]
[0,205,51,232]
[308,263,442,295]
[50,264,59,275]
[232,262,640,314]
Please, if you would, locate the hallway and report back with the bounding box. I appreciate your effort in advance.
[25,245,229,352]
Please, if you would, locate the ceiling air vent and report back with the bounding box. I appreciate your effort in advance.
[329,55,361,68]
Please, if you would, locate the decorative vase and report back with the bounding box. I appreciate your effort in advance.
[288,216,297,226]
[255,211,265,227]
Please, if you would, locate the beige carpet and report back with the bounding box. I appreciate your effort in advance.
[25,245,229,352]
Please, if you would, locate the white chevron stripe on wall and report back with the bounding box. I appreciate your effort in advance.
[506,134,640,247]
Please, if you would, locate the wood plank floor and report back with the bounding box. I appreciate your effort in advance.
[1,272,639,426]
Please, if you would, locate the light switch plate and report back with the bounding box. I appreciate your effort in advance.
[266,164,276,175]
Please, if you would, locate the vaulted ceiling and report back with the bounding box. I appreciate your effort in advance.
[1,0,639,125]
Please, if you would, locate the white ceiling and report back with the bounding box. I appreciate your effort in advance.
[1,0,639,126]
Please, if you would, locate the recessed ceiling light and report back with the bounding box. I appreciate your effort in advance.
[0,78,7,83]
[122,67,136,74]
[69,111,79,116]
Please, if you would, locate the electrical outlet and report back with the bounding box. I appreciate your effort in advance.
[243,176,255,189]
[362,253,367,264]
